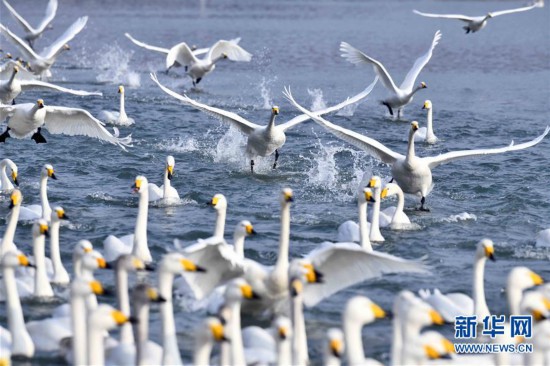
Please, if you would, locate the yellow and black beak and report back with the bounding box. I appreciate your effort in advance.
[245,224,256,235]
[37,99,45,109]
[47,167,57,180]
[181,258,207,273]
[90,280,106,295]
[147,287,167,303]
[240,284,260,300]
[40,222,50,238]
[411,122,419,131]
[380,187,389,199]
[364,190,375,203]
[11,171,18,186]
[57,209,69,220]
[530,271,544,286]
[167,165,174,180]
[330,338,344,358]
[290,278,303,297]
[284,192,294,203]
[303,263,324,284]
[272,106,280,115]
[9,191,21,209]
[111,310,133,326]
[97,257,110,269]
[132,179,141,193]
[421,82,427,89]
[370,302,386,319]
[18,253,34,268]
[118,85,123,94]
[484,246,495,262]
[210,321,227,342]
[430,309,445,325]
[208,196,219,206]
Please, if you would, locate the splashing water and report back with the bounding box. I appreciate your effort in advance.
[307,88,327,111]
[258,76,276,109]
[155,137,201,153]
[94,43,141,87]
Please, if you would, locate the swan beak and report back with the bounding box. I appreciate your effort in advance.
[57,210,68,220]
[132,257,146,270]
[11,171,18,186]
[90,280,106,295]
[278,326,288,340]
[83,246,93,253]
[303,263,324,283]
[40,223,49,238]
[47,168,56,179]
[37,99,44,109]
[543,298,550,311]
[132,179,141,193]
[530,271,544,286]
[97,257,109,269]
[290,278,303,297]
[272,106,280,115]
[283,191,294,202]
[167,165,174,180]
[412,122,419,131]
[424,345,443,360]
[364,190,375,202]
[370,302,386,319]
[209,196,219,206]
[330,339,344,358]
[111,310,130,325]
[210,322,226,342]
[9,191,21,209]
[118,85,124,94]
[430,309,445,325]
[181,258,206,272]
[18,254,31,267]
[368,178,377,188]
[240,284,260,299]
[531,309,546,321]
[484,246,495,261]
[420,82,427,89]
[13,65,19,73]
[380,188,388,199]
[147,287,166,302]
[245,224,256,235]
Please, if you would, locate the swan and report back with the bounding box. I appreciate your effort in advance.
[340,31,441,119]
[414,100,437,144]
[0,190,22,258]
[379,182,413,229]
[148,155,181,202]
[285,89,550,210]
[413,1,544,34]
[98,85,135,126]
[1,0,57,49]
[0,17,88,78]
[324,328,344,366]
[49,206,70,284]
[342,296,386,365]
[507,266,544,315]
[535,228,550,247]
[405,331,455,364]
[193,317,227,365]
[0,158,18,194]
[17,163,57,222]
[151,73,378,172]
[288,269,312,366]
[208,193,227,239]
[365,176,385,242]
[104,176,152,263]
[1,251,35,357]
[418,238,496,322]
[0,99,132,149]
[0,65,102,104]
[30,219,54,297]
[241,316,292,366]
[336,187,374,248]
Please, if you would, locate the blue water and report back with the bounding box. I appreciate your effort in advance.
[1,0,549,364]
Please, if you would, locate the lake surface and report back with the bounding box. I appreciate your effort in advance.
[1,0,549,364]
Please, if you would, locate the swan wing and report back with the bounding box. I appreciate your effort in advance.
[150,73,260,134]
[412,10,476,22]
[103,234,133,262]
[43,106,132,150]
[337,221,360,243]
[303,242,429,307]
[340,42,400,94]
[284,87,403,164]
[490,2,542,17]
[2,0,35,33]
[400,30,442,93]
[279,77,378,132]
[166,42,197,69]
[35,0,58,33]
[191,37,240,57]
[207,39,252,62]
[425,126,550,169]
[19,79,102,96]
[0,60,36,80]
[25,316,71,352]
[446,292,474,315]
[41,16,88,60]
[124,32,169,54]
[147,183,163,201]
[0,24,41,61]
[179,237,245,300]
[0,104,17,121]
[418,289,472,322]
[17,204,42,221]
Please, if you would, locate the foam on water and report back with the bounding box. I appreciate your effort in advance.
[94,43,141,87]
[439,212,478,223]
[155,137,201,153]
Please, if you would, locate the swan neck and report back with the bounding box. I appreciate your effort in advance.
[369,188,383,241]
[274,202,290,273]
[390,313,402,366]
[343,317,365,365]
[473,256,489,319]
[268,113,277,129]
[71,293,87,365]
[40,174,51,220]
[8,69,17,84]
[193,338,214,366]
[33,234,53,297]
[233,233,245,258]
[214,207,226,239]
[507,285,522,316]
[392,190,405,222]
[133,301,150,366]
[158,270,183,365]
[291,293,309,366]
[1,203,20,256]
[50,220,65,277]
[426,108,435,139]
[119,91,126,116]
[116,266,133,344]
[163,169,170,198]
[87,323,106,366]
[276,337,292,366]
[0,164,9,190]
[132,190,151,262]
[406,130,416,162]
[358,199,372,251]
[229,301,246,365]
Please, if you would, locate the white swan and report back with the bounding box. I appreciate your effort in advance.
[0,189,21,258]
[193,317,227,365]
[365,176,385,242]
[288,269,313,366]
[241,316,292,366]
[507,266,544,315]
[151,73,377,172]
[31,219,54,297]
[0,99,132,149]
[342,296,386,365]
[1,0,57,48]
[98,85,135,126]
[413,1,544,34]
[418,238,495,322]
[414,100,437,144]
[0,65,102,104]
[0,17,88,78]
[323,328,344,366]
[285,90,550,210]
[103,176,152,263]
[336,187,374,248]
[1,251,35,357]
[148,155,181,202]
[49,206,70,284]
[0,158,17,194]
[17,163,56,222]
[535,228,550,247]
[340,31,441,118]
[379,182,412,229]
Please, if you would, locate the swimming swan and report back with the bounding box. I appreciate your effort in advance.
[340,31,441,118]
[17,164,57,222]
[0,158,18,194]
[284,89,550,210]
[148,155,181,202]
[98,85,135,126]
[414,100,437,144]
[151,73,378,172]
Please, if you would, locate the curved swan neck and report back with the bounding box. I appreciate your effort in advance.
[214,207,226,239]
[132,189,152,262]
[229,301,246,365]
[1,203,20,256]
[71,293,87,365]
[40,174,51,220]
[473,256,489,319]
[343,317,365,365]
[3,266,35,357]
[34,234,54,297]
[116,266,133,344]
[358,199,372,251]
[291,293,308,366]
[0,164,11,191]
[158,270,183,365]
[233,233,245,258]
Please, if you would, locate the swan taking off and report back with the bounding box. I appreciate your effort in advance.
[340,30,441,119]
[2,0,57,49]
[98,85,135,126]
[285,88,550,210]
[413,1,544,34]
[152,73,377,172]
[0,99,132,150]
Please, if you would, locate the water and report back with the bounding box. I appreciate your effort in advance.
[1,0,549,364]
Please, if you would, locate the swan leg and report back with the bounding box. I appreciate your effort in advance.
[250,159,255,173]
[418,196,430,212]
[382,101,393,116]
[397,109,403,120]
[31,127,47,144]
[196,77,202,85]
[0,127,11,142]
[272,149,279,169]
[463,26,471,34]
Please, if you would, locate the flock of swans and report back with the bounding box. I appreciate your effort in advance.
[0,0,549,365]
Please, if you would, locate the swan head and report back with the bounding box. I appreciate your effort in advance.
[420,332,455,361]
[116,254,148,272]
[476,238,495,262]
[406,298,445,328]
[37,99,45,109]
[507,267,544,293]
[132,283,167,304]
[9,189,22,209]
[118,85,125,94]
[272,106,280,115]
[367,175,382,189]
[380,182,402,199]
[209,193,227,211]
[0,251,33,268]
[4,53,12,60]
[273,316,292,341]
[235,220,256,238]
[520,291,550,321]
[344,296,386,325]
[360,187,375,203]
[71,278,107,297]
[74,239,94,257]
[281,187,294,204]
[82,250,110,271]
[224,278,260,302]
[160,252,206,274]
[422,100,432,110]
[326,328,345,359]
[42,164,56,179]
[486,13,494,19]
[12,65,19,74]
[166,155,175,180]
[52,206,69,222]
[63,44,71,51]
[419,82,427,89]
[290,258,324,284]
[198,317,227,343]
[90,305,132,331]
[132,175,148,193]
[222,52,228,59]
[33,219,49,239]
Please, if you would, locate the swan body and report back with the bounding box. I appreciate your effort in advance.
[0,158,18,194]
[413,1,544,34]
[418,238,495,322]
[0,65,102,104]
[0,17,88,77]
[340,31,441,118]
[17,164,56,222]
[379,182,412,228]
[0,99,132,149]
[414,100,437,144]
[285,90,550,210]
[104,176,152,263]
[336,187,373,248]
[99,85,135,126]
[241,316,292,366]
[148,155,180,202]
[1,0,57,48]
[152,73,377,171]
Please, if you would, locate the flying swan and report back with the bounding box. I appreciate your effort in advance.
[151,73,378,172]
[284,88,550,210]
[2,0,57,49]
[340,30,441,119]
